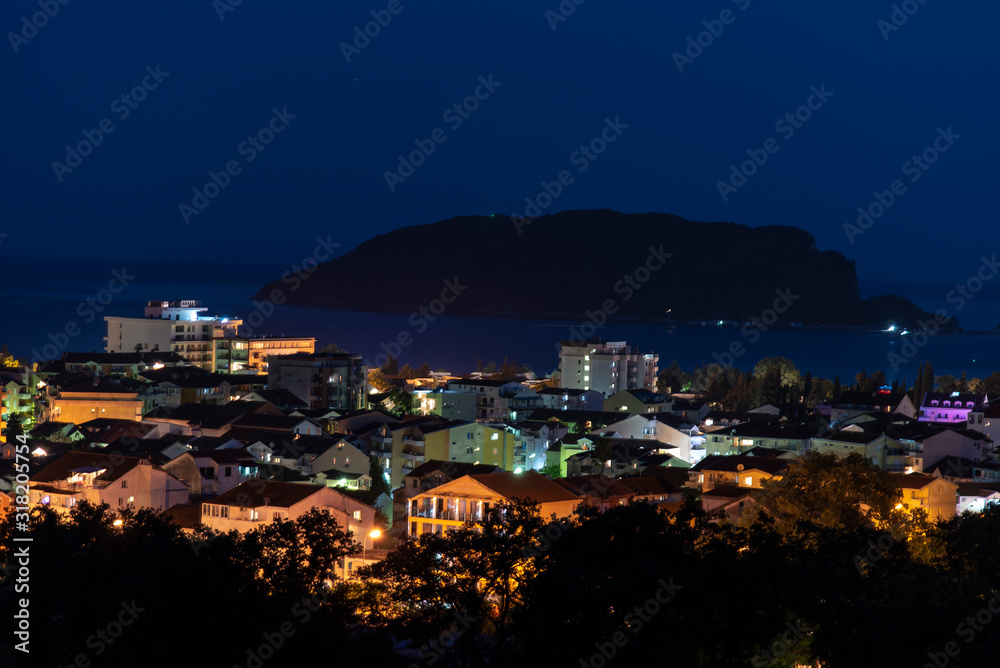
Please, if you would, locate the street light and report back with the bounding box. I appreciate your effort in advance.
[363,529,381,565]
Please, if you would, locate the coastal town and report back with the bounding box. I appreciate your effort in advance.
[4,299,1000,666]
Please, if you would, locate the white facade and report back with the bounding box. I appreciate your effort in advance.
[559,340,658,398]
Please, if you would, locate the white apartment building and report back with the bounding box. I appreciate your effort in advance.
[559,339,659,398]
[105,300,242,372]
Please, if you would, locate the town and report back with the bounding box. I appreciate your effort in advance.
[3,298,1000,667]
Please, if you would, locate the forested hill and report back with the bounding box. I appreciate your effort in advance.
[254,209,943,329]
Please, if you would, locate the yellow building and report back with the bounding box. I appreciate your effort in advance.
[407,470,582,537]
[888,472,958,520]
[49,377,143,423]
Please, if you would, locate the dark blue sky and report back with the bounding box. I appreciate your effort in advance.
[3,1,998,292]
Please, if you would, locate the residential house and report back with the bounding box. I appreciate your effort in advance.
[604,388,671,415]
[47,376,143,423]
[830,391,917,423]
[406,470,582,537]
[536,387,605,412]
[888,472,958,520]
[29,451,190,513]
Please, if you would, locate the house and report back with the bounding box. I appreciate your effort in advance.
[700,485,757,523]
[668,398,710,423]
[705,422,814,457]
[688,454,788,492]
[200,480,377,538]
[509,421,567,471]
[138,365,244,407]
[919,391,988,424]
[242,389,309,410]
[967,404,1000,445]
[310,469,372,491]
[179,449,255,496]
[412,388,477,420]
[47,376,143,423]
[290,434,370,477]
[29,451,190,513]
[604,388,671,415]
[887,472,958,520]
[554,474,633,510]
[830,391,917,422]
[406,470,582,537]
[536,387,605,412]
[925,456,1000,484]
[597,413,706,465]
[617,475,684,504]
[230,413,325,436]
[955,483,1000,514]
[61,351,187,379]
[883,423,992,472]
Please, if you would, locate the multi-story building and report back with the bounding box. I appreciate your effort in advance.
[919,392,988,423]
[214,335,316,374]
[47,377,144,423]
[105,300,242,372]
[267,352,367,412]
[412,388,476,420]
[445,378,522,421]
[559,339,658,398]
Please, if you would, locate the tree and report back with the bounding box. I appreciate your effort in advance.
[913,362,924,406]
[369,456,391,497]
[387,387,413,416]
[833,374,841,399]
[743,452,913,538]
[482,360,498,375]
[416,362,431,378]
[958,371,969,393]
[367,368,393,392]
[381,354,399,375]
[983,371,1000,397]
[539,463,561,478]
[492,357,530,381]
[657,361,690,394]
[0,345,19,368]
[923,361,935,395]
[753,357,801,390]
[321,342,348,354]
[359,500,546,664]
[4,413,24,441]
[752,360,783,408]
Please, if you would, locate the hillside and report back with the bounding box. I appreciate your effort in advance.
[254,210,946,329]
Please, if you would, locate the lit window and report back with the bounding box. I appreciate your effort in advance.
[353,510,362,520]
[744,477,752,486]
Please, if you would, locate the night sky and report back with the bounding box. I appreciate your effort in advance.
[3,1,998,289]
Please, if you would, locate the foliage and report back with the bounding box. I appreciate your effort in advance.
[368,368,393,392]
[321,342,348,353]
